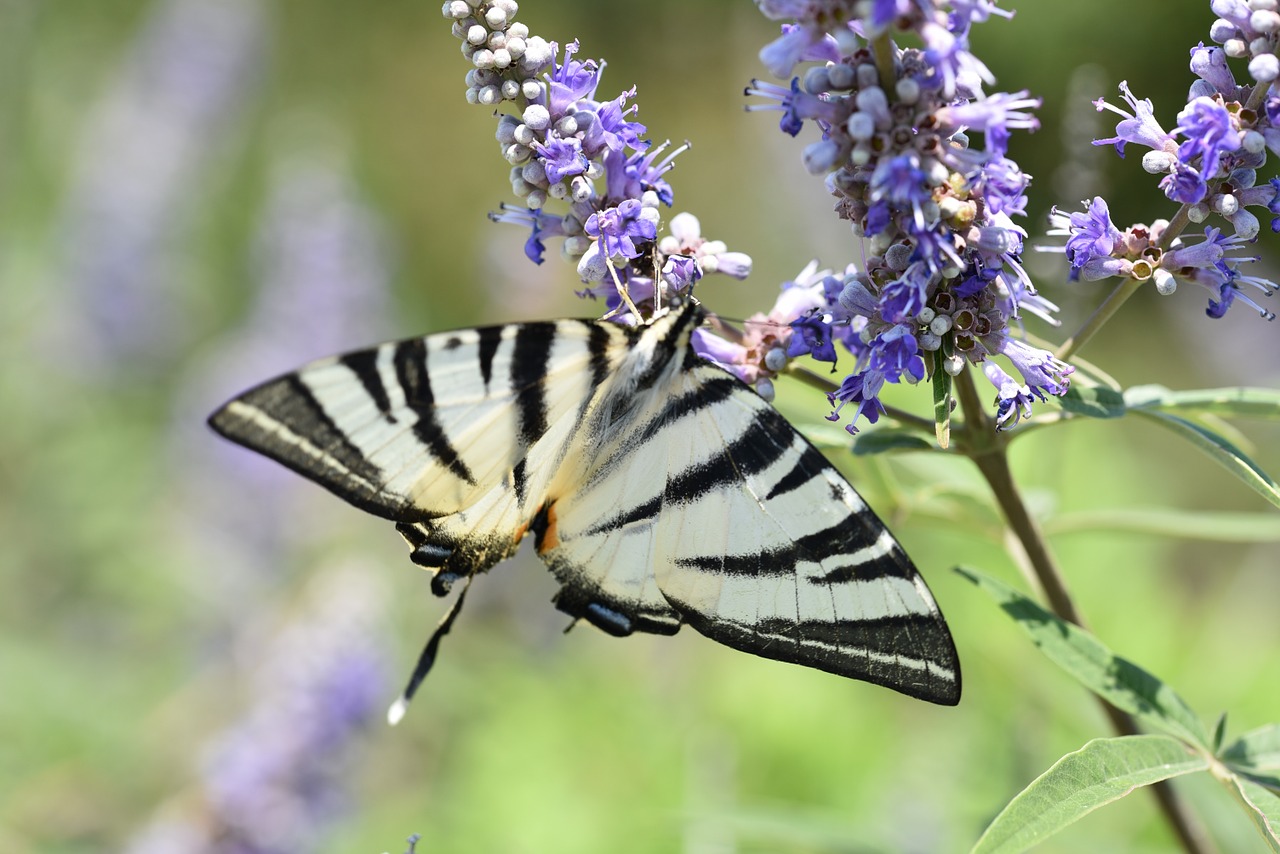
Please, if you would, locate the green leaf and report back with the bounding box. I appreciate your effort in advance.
[971,735,1207,854]
[1044,508,1280,542]
[956,567,1209,746]
[1224,773,1280,850]
[850,428,935,456]
[932,351,951,449]
[1221,723,1280,772]
[1125,385,1280,420]
[1058,385,1127,419]
[1130,409,1280,510]
[796,420,856,451]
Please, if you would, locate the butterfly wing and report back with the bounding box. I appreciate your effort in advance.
[209,317,633,574]
[533,311,960,705]
[210,300,959,704]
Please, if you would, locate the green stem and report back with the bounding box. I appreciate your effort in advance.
[1055,277,1144,362]
[953,368,1217,854]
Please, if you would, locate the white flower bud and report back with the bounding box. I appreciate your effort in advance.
[1229,207,1260,240]
[1249,52,1279,82]
[1142,150,1176,173]
[827,63,855,90]
[485,5,508,28]
[443,2,471,20]
[522,104,550,131]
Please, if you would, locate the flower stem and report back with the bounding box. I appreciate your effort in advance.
[953,368,1217,854]
[1055,276,1144,362]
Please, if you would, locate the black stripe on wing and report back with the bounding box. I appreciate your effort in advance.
[208,375,394,517]
[339,350,394,421]
[677,609,960,705]
[511,322,556,446]
[662,406,795,503]
[392,338,476,486]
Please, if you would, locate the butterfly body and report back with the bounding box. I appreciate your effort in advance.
[210,298,960,705]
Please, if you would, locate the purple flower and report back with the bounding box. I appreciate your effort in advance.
[1174,96,1241,184]
[489,204,567,265]
[936,91,1041,156]
[758,22,842,78]
[662,255,701,292]
[788,309,838,364]
[1160,161,1211,204]
[1093,81,1175,156]
[545,40,601,115]
[745,77,850,137]
[1189,42,1238,97]
[50,0,264,371]
[879,264,930,323]
[869,325,926,383]
[1049,197,1123,279]
[588,86,647,154]
[827,371,887,434]
[998,337,1074,397]
[585,198,656,260]
[869,155,931,230]
[983,362,1036,431]
[532,135,589,184]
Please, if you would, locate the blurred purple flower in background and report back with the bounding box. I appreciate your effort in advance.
[125,564,391,854]
[170,144,396,601]
[48,0,265,371]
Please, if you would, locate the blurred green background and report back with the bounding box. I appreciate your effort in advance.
[3,1,1278,852]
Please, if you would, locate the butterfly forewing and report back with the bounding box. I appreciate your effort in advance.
[209,299,960,705]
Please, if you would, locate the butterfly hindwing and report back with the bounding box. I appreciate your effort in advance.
[209,299,960,705]
[534,345,960,705]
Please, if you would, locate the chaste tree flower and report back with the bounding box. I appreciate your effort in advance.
[445,0,752,324]
[1047,12,1280,322]
[742,1,1060,433]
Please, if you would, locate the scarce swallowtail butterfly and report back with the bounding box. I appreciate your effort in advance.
[209,296,960,714]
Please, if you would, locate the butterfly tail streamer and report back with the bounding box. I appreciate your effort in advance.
[388,579,471,725]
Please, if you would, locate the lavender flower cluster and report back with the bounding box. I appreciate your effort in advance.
[1051,0,1280,322]
[447,0,1275,434]
[742,0,1067,432]
[444,0,751,322]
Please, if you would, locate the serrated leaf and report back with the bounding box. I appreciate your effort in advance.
[850,429,935,456]
[956,567,1209,746]
[933,351,951,449]
[1126,385,1280,420]
[1044,508,1280,542]
[1058,385,1127,418]
[971,735,1207,854]
[1130,410,1280,510]
[1222,723,1280,772]
[1225,773,1280,849]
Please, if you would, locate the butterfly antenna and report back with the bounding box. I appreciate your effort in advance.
[387,578,472,725]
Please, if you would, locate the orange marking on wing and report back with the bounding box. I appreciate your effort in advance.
[535,501,559,555]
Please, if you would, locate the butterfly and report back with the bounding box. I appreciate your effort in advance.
[209,296,960,716]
